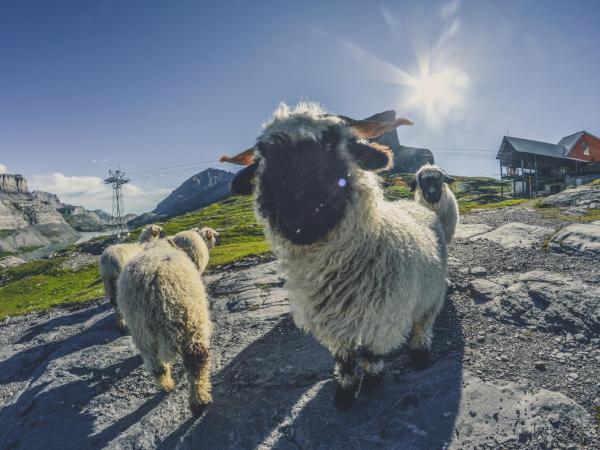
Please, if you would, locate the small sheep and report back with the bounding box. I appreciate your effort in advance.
[117,230,212,416]
[196,226,222,250]
[168,227,221,274]
[222,103,447,408]
[410,164,459,243]
[98,224,165,329]
[138,223,166,242]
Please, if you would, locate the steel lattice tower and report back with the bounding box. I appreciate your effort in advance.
[104,170,130,236]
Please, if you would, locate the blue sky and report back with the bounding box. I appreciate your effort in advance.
[1,0,599,213]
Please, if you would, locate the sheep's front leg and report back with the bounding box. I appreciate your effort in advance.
[183,341,212,417]
[106,278,126,331]
[359,349,384,393]
[333,350,360,409]
[143,355,175,393]
[409,308,439,370]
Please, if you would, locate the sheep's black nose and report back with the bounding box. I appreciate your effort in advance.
[216,235,222,245]
[159,231,167,238]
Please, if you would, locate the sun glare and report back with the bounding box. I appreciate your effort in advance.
[404,66,469,127]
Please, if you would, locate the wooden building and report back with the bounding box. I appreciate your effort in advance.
[497,131,600,196]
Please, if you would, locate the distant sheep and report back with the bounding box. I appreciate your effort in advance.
[170,227,221,274]
[138,224,166,242]
[410,164,459,243]
[98,224,164,329]
[117,230,212,416]
[223,102,447,408]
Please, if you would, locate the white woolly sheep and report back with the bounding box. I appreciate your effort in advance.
[223,102,447,408]
[117,230,212,416]
[99,224,165,329]
[166,227,221,274]
[410,163,459,243]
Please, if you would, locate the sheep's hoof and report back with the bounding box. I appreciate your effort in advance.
[115,317,127,333]
[409,348,432,370]
[157,375,175,393]
[334,385,357,409]
[361,373,383,394]
[189,400,211,418]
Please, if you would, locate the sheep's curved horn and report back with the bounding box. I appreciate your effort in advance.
[343,117,414,139]
[220,146,256,166]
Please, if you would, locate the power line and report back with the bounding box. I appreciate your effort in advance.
[127,158,221,176]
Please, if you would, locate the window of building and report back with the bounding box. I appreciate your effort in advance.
[582,142,590,156]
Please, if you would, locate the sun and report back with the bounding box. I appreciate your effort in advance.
[404,66,470,127]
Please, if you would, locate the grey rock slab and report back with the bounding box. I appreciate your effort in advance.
[469,279,504,303]
[541,184,600,208]
[454,223,492,240]
[470,222,554,249]
[549,222,600,257]
[481,270,600,335]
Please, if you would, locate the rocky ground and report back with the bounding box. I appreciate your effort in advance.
[0,204,599,449]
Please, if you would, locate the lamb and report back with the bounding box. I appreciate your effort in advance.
[116,230,213,416]
[99,224,165,329]
[222,103,447,408]
[410,164,459,243]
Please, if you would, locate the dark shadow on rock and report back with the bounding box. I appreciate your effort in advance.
[0,356,141,450]
[169,317,331,450]
[270,299,465,450]
[169,298,465,450]
[90,389,168,449]
[17,303,108,344]
[0,312,120,385]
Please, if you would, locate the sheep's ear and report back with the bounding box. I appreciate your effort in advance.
[231,161,259,195]
[220,146,256,166]
[409,178,417,192]
[348,141,393,171]
[443,175,456,184]
[205,229,213,240]
[338,115,414,139]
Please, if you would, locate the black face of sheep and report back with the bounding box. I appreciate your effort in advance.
[230,126,394,245]
[255,130,354,245]
[410,167,455,204]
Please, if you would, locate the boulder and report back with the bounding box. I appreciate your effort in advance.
[481,271,600,335]
[549,222,600,257]
[541,185,600,209]
[454,224,493,240]
[469,279,504,303]
[470,222,554,249]
[0,255,25,269]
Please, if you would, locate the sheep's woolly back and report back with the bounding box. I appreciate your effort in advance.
[99,243,145,303]
[258,167,447,356]
[167,230,210,273]
[117,245,211,364]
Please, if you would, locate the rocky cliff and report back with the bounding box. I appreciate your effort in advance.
[0,174,28,194]
[0,175,79,252]
[369,111,435,173]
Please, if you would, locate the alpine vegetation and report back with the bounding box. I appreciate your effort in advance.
[410,164,460,243]
[222,102,448,408]
[98,224,165,329]
[117,229,213,416]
